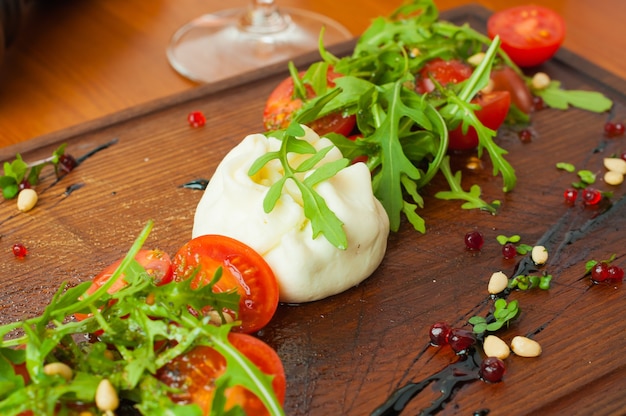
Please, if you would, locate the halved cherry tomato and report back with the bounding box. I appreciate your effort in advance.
[416,58,511,150]
[415,58,473,94]
[487,5,566,67]
[490,65,533,114]
[263,69,356,136]
[85,249,173,295]
[448,90,511,150]
[157,332,286,415]
[73,249,173,322]
[171,235,279,334]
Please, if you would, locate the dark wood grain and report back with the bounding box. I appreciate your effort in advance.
[2,5,626,415]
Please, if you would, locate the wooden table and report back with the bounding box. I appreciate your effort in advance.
[2,1,626,415]
[1,0,626,148]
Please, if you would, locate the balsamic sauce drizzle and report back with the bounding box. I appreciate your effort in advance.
[371,190,626,415]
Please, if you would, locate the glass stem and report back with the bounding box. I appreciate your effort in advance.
[239,0,291,34]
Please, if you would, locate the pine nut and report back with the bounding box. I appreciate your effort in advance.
[531,245,548,265]
[467,52,485,66]
[43,362,73,381]
[483,335,510,360]
[488,271,509,295]
[531,72,551,90]
[17,188,38,212]
[603,157,626,174]
[510,336,542,357]
[604,170,624,186]
[95,379,119,412]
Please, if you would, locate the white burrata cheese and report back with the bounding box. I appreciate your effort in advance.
[192,126,390,303]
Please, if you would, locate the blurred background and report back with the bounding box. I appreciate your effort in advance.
[0,0,624,149]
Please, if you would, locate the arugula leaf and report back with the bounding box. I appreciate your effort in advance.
[535,80,613,112]
[435,156,498,213]
[0,221,284,415]
[249,123,349,249]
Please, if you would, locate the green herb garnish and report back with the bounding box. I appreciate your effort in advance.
[0,144,68,199]
[469,298,520,334]
[0,221,284,416]
[533,80,613,113]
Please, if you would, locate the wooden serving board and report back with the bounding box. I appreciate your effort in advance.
[2,5,626,415]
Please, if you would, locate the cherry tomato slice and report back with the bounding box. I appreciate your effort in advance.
[157,332,285,415]
[490,65,533,114]
[263,69,356,136]
[171,235,279,334]
[448,90,511,150]
[487,5,566,67]
[73,249,173,322]
[415,58,473,94]
[86,249,173,295]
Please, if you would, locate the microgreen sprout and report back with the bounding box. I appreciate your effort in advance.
[508,273,553,291]
[496,234,532,255]
[573,169,596,189]
[556,162,575,173]
[468,298,520,334]
[0,144,73,199]
[585,254,617,273]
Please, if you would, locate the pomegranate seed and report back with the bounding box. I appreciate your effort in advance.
[448,328,476,354]
[18,179,31,191]
[582,188,602,206]
[429,322,451,346]
[465,231,484,251]
[532,96,545,111]
[591,262,609,282]
[518,129,532,143]
[563,188,578,204]
[57,154,78,175]
[607,265,625,282]
[188,111,206,128]
[604,121,625,137]
[621,151,626,162]
[502,243,517,260]
[12,243,28,259]
[480,357,506,383]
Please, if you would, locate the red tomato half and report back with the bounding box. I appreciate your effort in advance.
[415,58,473,94]
[172,235,279,334]
[487,5,566,67]
[157,332,286,415]
[263,69,356,136]
[448,91,511,150]
[73,249,173,322]
[490,65,533,114]
[86,249,173,295]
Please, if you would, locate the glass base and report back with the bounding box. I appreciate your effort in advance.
[167,7,352,83]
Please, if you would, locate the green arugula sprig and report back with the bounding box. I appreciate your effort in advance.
[469,298,520,334]
[0,144,68,199]
[533,80,613,113]
[0,221,284,416]
[288,0,517,234]
[248,122,349,249]
[435,156,500,213]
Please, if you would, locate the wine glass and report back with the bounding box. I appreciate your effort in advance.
[167,0,352,83]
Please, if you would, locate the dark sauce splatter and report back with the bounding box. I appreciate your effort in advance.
[372,188,626,415]
[64,183,85,196]
[372,349,482,416]
[180,178,209,190]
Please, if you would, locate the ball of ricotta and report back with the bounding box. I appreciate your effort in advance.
[192,126,389,303]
